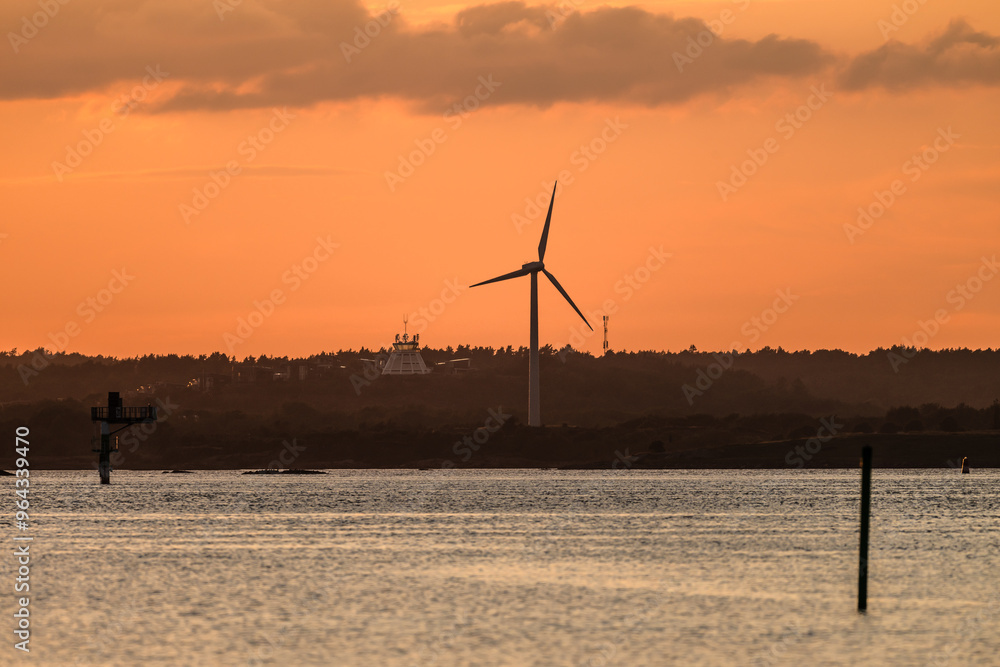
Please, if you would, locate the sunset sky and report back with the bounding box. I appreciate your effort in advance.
[2,0,999,358]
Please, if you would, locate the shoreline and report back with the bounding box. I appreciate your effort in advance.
[16,432,1000,471]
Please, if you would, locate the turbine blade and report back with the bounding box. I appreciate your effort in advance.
[537,182,557,261]
[543,269,592,330]
[471,267,531,288]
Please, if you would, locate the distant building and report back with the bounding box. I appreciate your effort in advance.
[187,373,232,391]
[435,358,472,374]
[131,381,186,397]
[231,362,270,384]
[230,360,338,384]
[382,322,431,375]
[272,362,312,381]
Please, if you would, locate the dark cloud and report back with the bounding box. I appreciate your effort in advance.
[840,19,1000,90]
[160,3,836,112]
[1,1,995,112]
[454,1,554,36]
[0,0,832,111]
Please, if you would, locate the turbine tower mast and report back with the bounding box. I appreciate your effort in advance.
[529,271,539,426]
[472,182,592,426]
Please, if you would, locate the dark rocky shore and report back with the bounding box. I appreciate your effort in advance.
[14,425,999,471]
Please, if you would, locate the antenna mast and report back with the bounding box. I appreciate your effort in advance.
[603,315,609,355]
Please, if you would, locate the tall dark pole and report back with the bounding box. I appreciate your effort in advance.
[858,445,872,612]
[99,427,111,485]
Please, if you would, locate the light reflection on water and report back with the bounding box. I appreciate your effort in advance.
[4,469,999,666]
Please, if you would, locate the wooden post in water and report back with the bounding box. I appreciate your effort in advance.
[858,445,872,612]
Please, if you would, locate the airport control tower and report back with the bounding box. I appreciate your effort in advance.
[382,318,431,375]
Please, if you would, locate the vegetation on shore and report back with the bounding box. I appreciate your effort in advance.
[1,346,998,469]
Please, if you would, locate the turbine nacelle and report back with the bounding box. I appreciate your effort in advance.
[471,181,592,330]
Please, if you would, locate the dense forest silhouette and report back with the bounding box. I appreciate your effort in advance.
[2,346,998,469]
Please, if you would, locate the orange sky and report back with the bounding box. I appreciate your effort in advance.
[2,0,999,358]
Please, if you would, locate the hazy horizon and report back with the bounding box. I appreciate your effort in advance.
[8,341,1000,360]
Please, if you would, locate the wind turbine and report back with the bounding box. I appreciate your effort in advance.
[471,182,592,427]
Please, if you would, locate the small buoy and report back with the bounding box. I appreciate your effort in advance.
[961,457,970,474]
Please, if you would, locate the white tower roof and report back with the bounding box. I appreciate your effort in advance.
[382,319,431,375]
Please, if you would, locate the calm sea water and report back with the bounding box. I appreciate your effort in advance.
[4,469,998,666]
